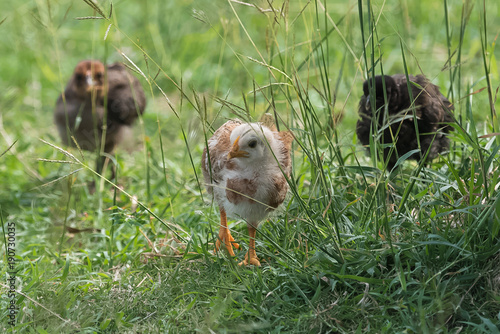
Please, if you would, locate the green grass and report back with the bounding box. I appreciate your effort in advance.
[1,0,499,332]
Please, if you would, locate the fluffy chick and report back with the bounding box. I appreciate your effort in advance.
[54,60,146,175]
[356,74,454,169]
[202,117,293,266]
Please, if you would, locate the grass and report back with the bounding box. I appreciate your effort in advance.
[1,0,499,332]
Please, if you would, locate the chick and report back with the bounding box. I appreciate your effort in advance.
[54,60,146,176]
[202,116,293,266]
[356,74,454,169]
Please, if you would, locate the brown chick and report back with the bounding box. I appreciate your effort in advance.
[356,74,454,169]
[54,60,146,176]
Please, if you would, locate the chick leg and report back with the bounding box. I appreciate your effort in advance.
[239,224,261,266]
[214,208,239,256]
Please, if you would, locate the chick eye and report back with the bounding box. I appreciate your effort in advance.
[75,74,84,81]
[95,72,103,80]
[248,139,258,148]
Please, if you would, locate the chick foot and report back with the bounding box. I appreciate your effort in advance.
[213,209,239,256]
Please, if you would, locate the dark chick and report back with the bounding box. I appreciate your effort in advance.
[356,74,454,169]
[54,60,146,176]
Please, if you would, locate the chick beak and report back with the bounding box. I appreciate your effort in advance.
[365,95,371,111]
[228,136,249,159]
[86,71,94,92]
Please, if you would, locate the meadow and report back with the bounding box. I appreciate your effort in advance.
[0,0,499,332]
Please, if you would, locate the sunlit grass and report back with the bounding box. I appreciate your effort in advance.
[0,0,499,332]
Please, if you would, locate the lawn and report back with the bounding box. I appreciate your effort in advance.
[1,0,499,332]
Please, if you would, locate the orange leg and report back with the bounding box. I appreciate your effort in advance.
[239,224,261,266]
[214,208,239,256]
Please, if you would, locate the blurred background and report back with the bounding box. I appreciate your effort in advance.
[1,0,498,210]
